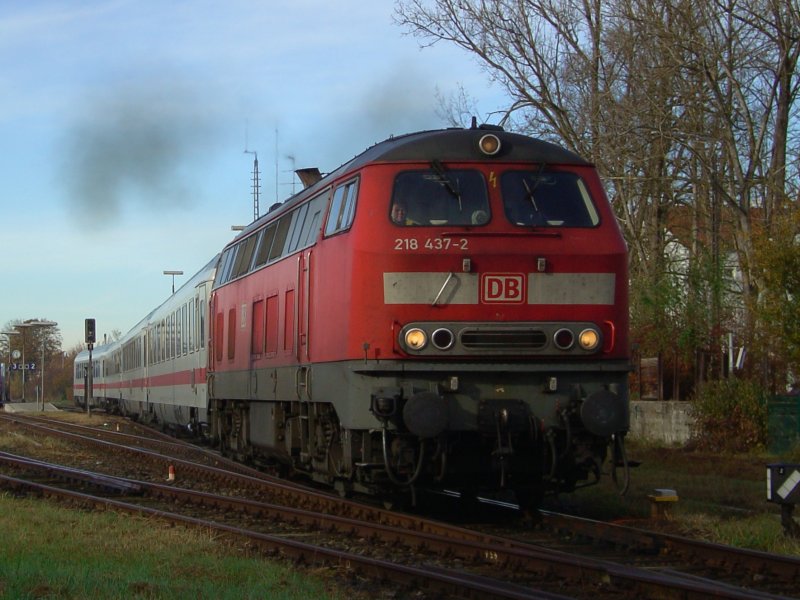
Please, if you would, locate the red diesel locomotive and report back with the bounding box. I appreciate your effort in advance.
[75,123,630,507]
[208,124,630,505]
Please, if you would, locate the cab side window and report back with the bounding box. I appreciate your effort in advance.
[324,178,359,236]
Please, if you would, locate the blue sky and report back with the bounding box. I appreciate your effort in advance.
[0,1,502,349]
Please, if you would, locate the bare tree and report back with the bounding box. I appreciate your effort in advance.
[395,0,605,154]
[668,0,800,377]
[395,0,800,388]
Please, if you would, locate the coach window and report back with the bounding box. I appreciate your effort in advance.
[230,241,246,279]
[199,300,206,350]
[299,193,328,247]
[232,234,258,278]
[269,215,293,261]
[182,304,188,355]
[286,203,310,253]
[288,193,328,253]
[216,246,237,285]
[175,311,180,357]
[501,170,600,227]
[390,169,489,226]
[188,299,195,353]
[161,321,166,362]
[324,178,358,236]
[253,225,276,268]
[286,202,309,254]
[168,313,173,360]
[167,313,175,360]
[180,306,185,355]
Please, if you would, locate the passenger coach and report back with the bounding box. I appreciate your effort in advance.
[75,257,217,431]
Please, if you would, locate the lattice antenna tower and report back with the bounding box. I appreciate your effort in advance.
[244,120,260,221]
[245,149,260,221]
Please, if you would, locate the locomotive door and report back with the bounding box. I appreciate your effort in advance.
[295,249,312,402]
[299,249,312,362]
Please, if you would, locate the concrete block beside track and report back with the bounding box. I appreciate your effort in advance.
[629,400,693,445]
[2,402,59,413]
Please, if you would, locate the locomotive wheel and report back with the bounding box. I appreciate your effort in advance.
[334,481,350,499]
[382,494,408,511]
[514,485,545,515]
[325,425,347,479]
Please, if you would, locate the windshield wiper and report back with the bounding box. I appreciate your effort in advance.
[522,162,548,213]
[431,160,462,212]
[522,178,540,213]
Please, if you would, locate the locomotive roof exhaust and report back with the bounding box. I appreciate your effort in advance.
[295,167,322,188]
[470,115,504,132]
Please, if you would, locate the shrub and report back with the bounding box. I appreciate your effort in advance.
[689,379,768,452]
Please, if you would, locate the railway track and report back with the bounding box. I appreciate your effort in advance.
[1,412,798,599]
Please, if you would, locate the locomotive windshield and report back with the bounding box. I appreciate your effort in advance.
[501,170,600,227]
[390,168,489,226]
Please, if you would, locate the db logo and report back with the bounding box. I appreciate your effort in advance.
[481,273,526,304]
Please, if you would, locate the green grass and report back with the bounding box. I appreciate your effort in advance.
[0,494,356,599]
[546,441,800,556]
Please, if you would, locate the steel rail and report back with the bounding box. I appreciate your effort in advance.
[0,452,790,600]
[0,472,565,600]
[541,510,800,584]
[6,412,800,591]
[4,414,798,597]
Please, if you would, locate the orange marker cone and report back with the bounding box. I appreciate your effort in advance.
[167,465,175,482]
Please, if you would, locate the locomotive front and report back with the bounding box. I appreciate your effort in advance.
[321,126,630,506]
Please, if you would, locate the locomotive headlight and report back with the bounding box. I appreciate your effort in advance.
[578,328,601,351]
[431,328,455,350]
[553,328,575,350]
[478,133,501,156]
[404,328,428,351]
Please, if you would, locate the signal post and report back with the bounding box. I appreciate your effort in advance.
[85,318,95,416]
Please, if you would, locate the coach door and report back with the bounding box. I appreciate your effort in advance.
[144,325,150,403]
